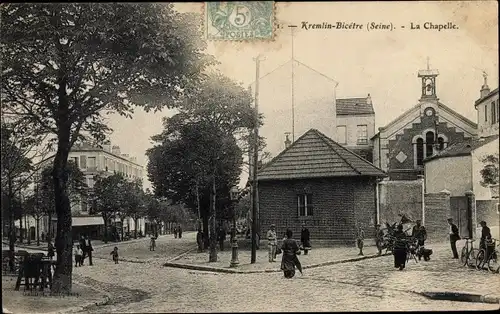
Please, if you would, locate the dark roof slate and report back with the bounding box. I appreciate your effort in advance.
[336,97,374,115]
[257,129,386,181]
[424,135,499,162]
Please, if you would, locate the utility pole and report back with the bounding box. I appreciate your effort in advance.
[251,54,264,263]
[289,25,297,141]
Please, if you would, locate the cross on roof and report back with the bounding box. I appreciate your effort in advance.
[427,56,430,70]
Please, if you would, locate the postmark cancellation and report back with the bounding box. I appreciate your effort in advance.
[205,1,275,41]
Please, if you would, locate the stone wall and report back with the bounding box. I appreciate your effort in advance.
[424,191,451,241]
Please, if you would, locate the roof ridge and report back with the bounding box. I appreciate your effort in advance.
[312,129,362,175]
[257,129,316,175]
[314,129,386,174]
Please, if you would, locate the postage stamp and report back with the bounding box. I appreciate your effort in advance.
[206,1,275,41]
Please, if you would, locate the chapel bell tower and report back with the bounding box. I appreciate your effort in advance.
[418,57,439,102]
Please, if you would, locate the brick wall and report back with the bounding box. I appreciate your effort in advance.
[379,180,423,224]
[258,177,377,243]
[424,192,451,241]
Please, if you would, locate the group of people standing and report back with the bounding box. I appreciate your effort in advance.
[73,234,94,267]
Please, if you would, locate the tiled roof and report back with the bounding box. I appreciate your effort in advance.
[336,97,374,115]
[257,129,387,181]
[424,135,499,162]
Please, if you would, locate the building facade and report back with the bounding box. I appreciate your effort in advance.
[42,141,146,240]
[335,94,375,162]
[372,66,478,180]
[257,129,386,242]
[475,75,499,138]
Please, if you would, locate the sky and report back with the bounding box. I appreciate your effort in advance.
[105,1,499,190]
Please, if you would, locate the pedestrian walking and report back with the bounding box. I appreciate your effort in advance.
[150,235,157,251]
[267,224,277,262]
[110,246,119,264]
[375,224,385,255]
[393,224,408,270]
[356,226,365,256]
[196,228,204,253]
[300,223,311,255]
[178,224,183,239]
[84,235,93,266]
[73,244,83,267]
[447,218,460,259]
[173,226,178,238]
[280,229,303,278]
[217,225,226,251]
[47,240,55,260]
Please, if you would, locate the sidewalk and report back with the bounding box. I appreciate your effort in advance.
[2,276,110,314]
[166,242,388,273]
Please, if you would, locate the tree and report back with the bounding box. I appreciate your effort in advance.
[147,72,259,262]
[124,180,145,239]
[1,3,211,292]
[37,161,87,240]
[93,173,127,243]
[1,121,48,269]
[480,153,499,186]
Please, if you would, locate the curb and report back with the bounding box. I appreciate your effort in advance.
[163,252,391,274]
[419,291,500,304]
[51,278,113,314]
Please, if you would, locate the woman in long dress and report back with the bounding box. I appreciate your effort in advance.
[393,224,408,270]
[281,229,303,278]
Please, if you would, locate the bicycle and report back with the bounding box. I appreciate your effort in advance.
[487,242,500,273]
[476,238,498,271]
[460,237,479,267]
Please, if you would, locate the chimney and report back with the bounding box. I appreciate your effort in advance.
[111,145,121,156]
[284,132,291,149]
[102,140,111,153]
[480,72,490,98]
[366,93,372,105]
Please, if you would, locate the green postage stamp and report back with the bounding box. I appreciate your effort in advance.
[206,1,275,41]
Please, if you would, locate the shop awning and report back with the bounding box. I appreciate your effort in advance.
[72,216,104,227]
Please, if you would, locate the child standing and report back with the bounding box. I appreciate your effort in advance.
[110,246,119,264]
[150,236,156,251]
[73,244,83,267]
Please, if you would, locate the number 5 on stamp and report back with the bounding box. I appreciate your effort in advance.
[206,2,275,41]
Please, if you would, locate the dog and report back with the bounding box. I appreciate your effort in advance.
[417,246,433,261]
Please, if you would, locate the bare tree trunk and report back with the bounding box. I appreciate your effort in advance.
[48,212,52,241]
[209,174,217,262]
[51,129,73,294]
[134,216,138,239]
[103,213,109,243]
[36,217,40,246]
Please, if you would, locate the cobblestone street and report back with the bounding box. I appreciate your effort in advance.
[3,237,499,312]
[71,239,498,312]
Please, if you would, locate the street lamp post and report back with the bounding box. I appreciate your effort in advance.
[229,186,239,267]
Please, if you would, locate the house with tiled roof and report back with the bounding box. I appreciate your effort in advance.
[371,66,478,181]
[334,94,375,162]
[257,128,386,242]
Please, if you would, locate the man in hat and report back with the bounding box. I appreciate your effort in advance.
[356,226,365,256]
[267,224,277,262]
[479,221,492,257]
[411,220,427,247]
[447,218,460,259]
